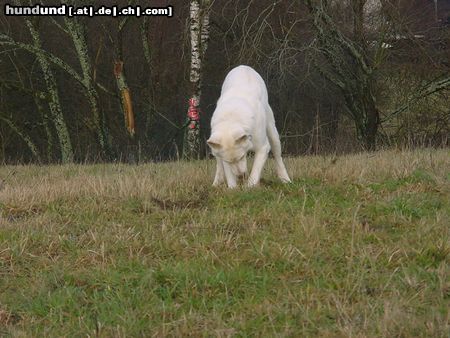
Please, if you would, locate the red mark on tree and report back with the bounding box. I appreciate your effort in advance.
[187,98,200,122]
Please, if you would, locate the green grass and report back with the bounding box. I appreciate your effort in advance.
[0,149,449,337]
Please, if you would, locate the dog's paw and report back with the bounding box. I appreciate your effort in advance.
[246,178,260,188]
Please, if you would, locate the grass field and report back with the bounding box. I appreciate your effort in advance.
[0,149,449,337]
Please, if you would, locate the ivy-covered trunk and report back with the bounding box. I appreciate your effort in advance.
[343,84,380,151]
[183,0,210,160]
[306,0,381,151]
[141,17,153,135]
[22,14,74,163]
[65,17,112,159]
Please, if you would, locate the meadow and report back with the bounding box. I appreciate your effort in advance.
[0,149,449,337]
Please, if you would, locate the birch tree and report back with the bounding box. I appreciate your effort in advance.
[183,0,210,160]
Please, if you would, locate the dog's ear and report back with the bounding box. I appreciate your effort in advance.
[235,134,251,143]
[207,136,222,149]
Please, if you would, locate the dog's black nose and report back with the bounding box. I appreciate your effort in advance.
[237,172,247,180]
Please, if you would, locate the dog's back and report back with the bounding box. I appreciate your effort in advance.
[218,65,268,111]
[213,65,270,130]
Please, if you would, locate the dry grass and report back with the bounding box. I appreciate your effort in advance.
[0,149,449,337]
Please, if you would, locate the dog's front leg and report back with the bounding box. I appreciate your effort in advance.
[213,158,225,186]
[247,144,270,187]
[223,161,238,188]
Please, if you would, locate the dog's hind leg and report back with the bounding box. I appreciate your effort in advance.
[266,111,291,183]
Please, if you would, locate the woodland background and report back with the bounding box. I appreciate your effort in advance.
[0,0,449,163]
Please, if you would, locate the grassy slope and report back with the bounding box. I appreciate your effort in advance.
[0,149,449,337]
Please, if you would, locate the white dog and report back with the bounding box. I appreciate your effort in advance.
[207,65,291,188]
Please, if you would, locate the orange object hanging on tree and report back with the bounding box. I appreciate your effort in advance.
[114,61,135,137]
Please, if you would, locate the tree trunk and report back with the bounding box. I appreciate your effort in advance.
[200,0,211,61]
[183,0,210,160]
[24,15,74,163]
[306,0,381,151]
[363,93,380,151]
[35,94,54,162]
[364,117,378,150]
[353,101,379,151]
[115,18,137,163]
[65,17,111,159]
[343,83,380,151]
[141,17,154,135]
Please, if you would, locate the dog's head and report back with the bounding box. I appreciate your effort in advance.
[207,128,252,177]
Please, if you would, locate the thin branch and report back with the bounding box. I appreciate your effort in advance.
[0,115,40,160]
[0,34,85,87]
[383,76,450,122]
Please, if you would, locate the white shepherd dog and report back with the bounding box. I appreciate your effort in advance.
[207,65,291,188]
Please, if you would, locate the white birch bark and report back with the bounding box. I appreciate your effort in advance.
[199,0,210,95]
[201,1,210,60]
[189,0,201,85]
[184,0,210,160]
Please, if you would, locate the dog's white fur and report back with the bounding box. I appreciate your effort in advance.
[207,65,291,188]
